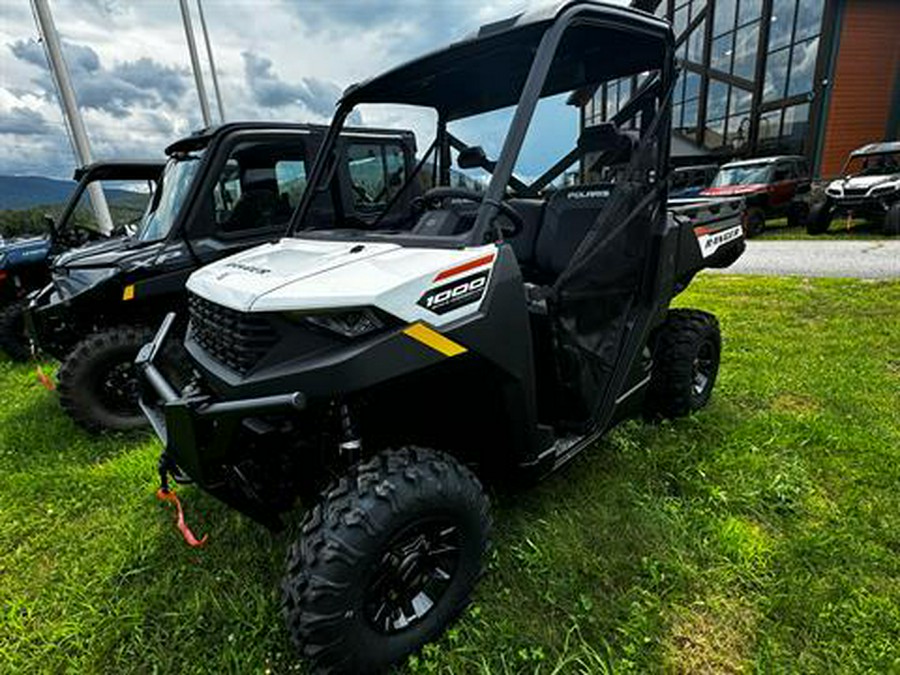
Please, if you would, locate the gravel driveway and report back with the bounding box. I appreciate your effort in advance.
[707,240,900,278]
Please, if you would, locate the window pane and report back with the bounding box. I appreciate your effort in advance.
[711,33,734,72]
[673,102,684,129]
[713,0,736,36]
[685,71,701,99]
[738,0,762,26]
[275,160,307,209]
[758,109,782,140]
[704,117,726,148]
[213,142,304,232]
[688,19,706,63]
[675,70,686,103]
[768,0,796,52]
[674,5,689,37]
[726,114,751,148]
[620,78,632,107]
[683,98,699,129]
[730,86,753,115]
[782,103,810,149]
[693,0,708,17]
[707,79,729,120]
[795,0,824,42]
[605,82,618,119]
[732,21,759,80]
[764,47,789,102]
[383,145,406,203]
[348,144,387,212]
[788,37,819,97]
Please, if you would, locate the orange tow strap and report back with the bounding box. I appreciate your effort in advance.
[156,488,208,548]
[35,365,56,391]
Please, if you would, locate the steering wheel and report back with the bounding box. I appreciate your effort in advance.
[412,187,525,239]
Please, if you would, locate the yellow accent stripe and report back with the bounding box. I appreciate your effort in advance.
[403,323,467,357]
[122,284,135,301]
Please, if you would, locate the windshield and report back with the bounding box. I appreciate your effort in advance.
[134,154,202,242]
[843,152,900,177]
[711,164,772,187]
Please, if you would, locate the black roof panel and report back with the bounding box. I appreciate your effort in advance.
[342,1,672,120]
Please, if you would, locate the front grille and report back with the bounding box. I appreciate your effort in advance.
[842,187,868,197]
[188,294,278,375]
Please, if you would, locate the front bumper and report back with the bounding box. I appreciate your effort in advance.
[138,313,306,526]
[827,195,895,214]
[26,284,80,359]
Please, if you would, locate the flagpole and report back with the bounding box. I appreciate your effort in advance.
[31,0,114,235]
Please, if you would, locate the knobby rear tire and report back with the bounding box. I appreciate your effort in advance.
[646,308,721,418]
[0,300,31,362]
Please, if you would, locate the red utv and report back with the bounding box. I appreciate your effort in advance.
[701,155,811,236]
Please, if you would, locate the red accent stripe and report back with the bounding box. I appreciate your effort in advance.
[434,253,495,281]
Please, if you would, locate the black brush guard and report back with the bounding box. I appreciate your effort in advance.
[137,313,306,527]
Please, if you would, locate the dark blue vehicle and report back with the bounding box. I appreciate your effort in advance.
[0,236,52,303]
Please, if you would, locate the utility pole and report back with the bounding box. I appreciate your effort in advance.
[31,0,114,235]
[196,0,225,123]
[179,0,212,127]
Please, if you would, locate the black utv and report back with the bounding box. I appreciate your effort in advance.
[0,161,162,361]
[140,3,745,672]
[25,122,418,432]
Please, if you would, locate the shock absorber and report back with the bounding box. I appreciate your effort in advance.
[338,402,362,464]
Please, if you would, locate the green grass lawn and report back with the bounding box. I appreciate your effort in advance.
[2,276,899,674]
[756,216,888,240]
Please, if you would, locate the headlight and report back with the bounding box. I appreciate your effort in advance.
[286,308,387,338]
[826,185,842,196]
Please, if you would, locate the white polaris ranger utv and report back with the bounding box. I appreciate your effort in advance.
[139,2,745,672]
[810,141,900,235]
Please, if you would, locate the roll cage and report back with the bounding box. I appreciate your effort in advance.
[291,1,674,246]
[57,160,163,237]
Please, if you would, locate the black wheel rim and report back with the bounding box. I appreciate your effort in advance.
[692,342,714,396]
[363,518,462,635]
[96,360,141,416]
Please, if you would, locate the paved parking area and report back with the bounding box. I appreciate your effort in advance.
[707,240,900,278]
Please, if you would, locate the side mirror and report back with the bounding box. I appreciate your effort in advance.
[457,146,489,170]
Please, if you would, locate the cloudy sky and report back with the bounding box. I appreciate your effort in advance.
[0,0,629,180]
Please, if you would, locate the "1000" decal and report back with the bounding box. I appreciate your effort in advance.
[418,271,489,315]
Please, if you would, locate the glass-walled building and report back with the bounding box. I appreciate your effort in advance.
[580,0,900,177]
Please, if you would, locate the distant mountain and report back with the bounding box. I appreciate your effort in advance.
[0,175,78,210]
[0,175,147,211]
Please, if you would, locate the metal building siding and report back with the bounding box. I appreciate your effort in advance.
[819,0,900,177]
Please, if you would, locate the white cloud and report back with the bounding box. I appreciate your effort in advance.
[0,0,628,178]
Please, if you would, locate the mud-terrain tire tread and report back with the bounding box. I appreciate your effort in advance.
[57,325,155,432]
[0,300,30,362]
[806,201,832,235]
[787,201,809,230]
[744,207,766,237]
[647,308,721,419]
[281,446,491,674]
[884,202,900,236]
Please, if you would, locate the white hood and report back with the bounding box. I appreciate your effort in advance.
[187,236,499,327]
[832,174,900,190]
[187,239,401,311]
